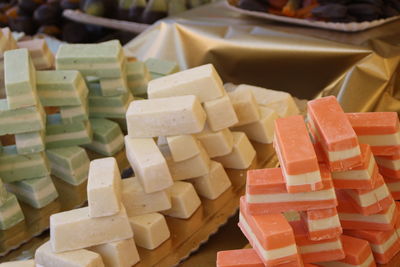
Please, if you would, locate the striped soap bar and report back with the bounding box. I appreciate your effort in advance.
[89,88,132,119]
[0,193,24,230]
[15,130,45,155]
[59,99,89,124]
[126,61,150,96]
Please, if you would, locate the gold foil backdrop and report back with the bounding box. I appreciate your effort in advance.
[125,1,400,113]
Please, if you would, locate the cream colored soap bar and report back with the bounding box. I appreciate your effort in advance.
[35,241,104,267]
[87,157,122,218]
[126,95,206,138]
[203,95,238,131]
[189,161,232,200]
[233,107,278,144]
[125,136,173,193]
[129,213,170,250]
[196,127,234,158]
[228,88,260,126]
[167,135,200,162]
[162,181,201,219]
[147,64,224,102]
[89,239,140,267]
[121,177,171,217]
[236,84,299,117]
[162,143,211,180]
[50,206,133,253]
[214,132,256,169]
[0,260,35,266]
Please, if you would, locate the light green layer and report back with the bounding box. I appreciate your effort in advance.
[0,193,24,230]
[15,130,45,155]
[0,100,45,135]
[88,92,132,119]
[150,73,165,80]
[4,48,37,109]
[0,179,8,206]
[45,119,93,149]
[6,175,58,209]
[98,74,128,97]
[89,118,122,143]
[0,145,50,183]
[60,99,89,124]
[84,136,124,156]
[145,58,179,76]
[126,61,150,80]
[36,70,88,107]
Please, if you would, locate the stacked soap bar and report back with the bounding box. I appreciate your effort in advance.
[0,48,56,215]
[145,57,179,80]
[29,157,141,267]
[126,61,150,96]
[0,178,24,230]
[36,70,92,149]
[17,39,55,70]
[230,84,299,144]
[0,28,18,92]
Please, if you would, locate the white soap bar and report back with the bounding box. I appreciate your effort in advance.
[147,64,224,102]
[87,157,122,218]
[203,95,238,131]
[236,84,299,117]
[189,161,232,200]
[0,260,35,267]
[125,136,173,193]
[126,95,206,138]
[129,213,170,250]
[214,132,256,169]
[167,135,200,162]
[89,238,140,267]
[121,177,171,217]
[228,88,260,126]
[50,206,133,253]
[162,181,201,219]
[233,107,278,144]
[196,127,234,157]
[35,241,104,267]
[162,143,211,180]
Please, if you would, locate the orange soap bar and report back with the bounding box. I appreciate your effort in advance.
[290,220,345,264]
[216,249,264,267]
[336,190,397,231]
[307,96,362,171]
[347,112,400,156]
[238,198,300,266]
[331,144,378,190]
[301,208,342,241]
[376,152,400,179]
[274,115,322,193]
[245,166,337,214]
[383,177,400,200]
[344,228,400,264]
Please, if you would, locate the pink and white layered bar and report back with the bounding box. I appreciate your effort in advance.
[375,152,400,179]
[300,207,342,241]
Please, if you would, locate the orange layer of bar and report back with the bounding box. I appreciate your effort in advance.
[339,235,374,265]
[377,152,400,161]
[302,249,345,264]
[373,243,400,264]
[286,183,324,193]
[238,222,300,267]
[379,165,400,179]
[332,162,378,190]
[371,145,400,157]
[301,208,343,240]
[274,115,319,175]
[307,96,359,151]
[307,227,343,242]
[247,199,337,215]
[216,249,264,267]
[327,155,363,172]
[239,197,295,250]
[347,112,399,135]
[246,166,332,195]
[307,207,337,220]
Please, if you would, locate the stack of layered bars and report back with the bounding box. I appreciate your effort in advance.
[0,49,57,230]
[217,96,400,266]
[55,40,127,156]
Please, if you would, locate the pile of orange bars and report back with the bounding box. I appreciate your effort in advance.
[217,96,400,266]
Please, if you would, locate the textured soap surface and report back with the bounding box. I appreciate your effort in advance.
[126,95,206,137]
[0,193,24,230]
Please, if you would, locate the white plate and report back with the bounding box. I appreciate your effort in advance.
[225,1,400,32]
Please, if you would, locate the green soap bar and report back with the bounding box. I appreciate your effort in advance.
[0,99,45,135]
[4,48,38,109]
[150,72,165,80]
[15,130,45,155]
[111,118,127,133]
[6,175,58,209]
[145,58,179,76]
[36,70,88,107]
[98,75,128,97]
[0,193,24,230]
[46,146,89,185]
[56,41,125,78]
[45,116,93,149]
[89,92,133,119]
[60,99,89,124]
[126,61,150,81]
[0,145,50,183]
[84,119,124,156]
[0,179,8,206]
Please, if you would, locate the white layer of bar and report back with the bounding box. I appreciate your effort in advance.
[345,183,390,208]
[375,157,400,170]
[358,132,400,146]
[338,202,395,224]
[308,214,341,232]
[299,239,342,254]
[370,231,398,254]
[332,155,375,180]
[317,253,374,267]
[246,188,335,204]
